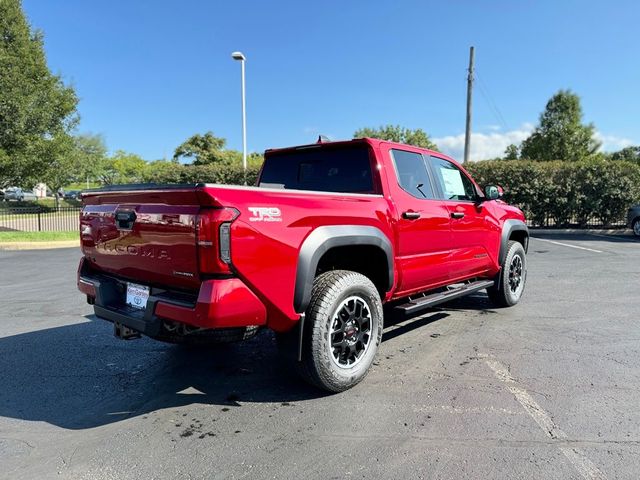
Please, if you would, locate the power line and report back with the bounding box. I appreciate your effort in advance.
[475,70,509,131]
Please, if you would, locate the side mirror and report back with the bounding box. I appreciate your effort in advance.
[484,185,503,200]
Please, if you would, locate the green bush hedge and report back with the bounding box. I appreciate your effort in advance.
[142,164,262,186]
[466,160,640,227]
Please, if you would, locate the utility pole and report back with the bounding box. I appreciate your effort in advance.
[463,46,474,164]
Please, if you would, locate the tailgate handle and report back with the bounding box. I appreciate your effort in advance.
[115,210,137,230]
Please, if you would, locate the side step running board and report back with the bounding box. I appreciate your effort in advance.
[395,279,495,316]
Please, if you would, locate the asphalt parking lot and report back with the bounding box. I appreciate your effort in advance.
[1,233,639,480]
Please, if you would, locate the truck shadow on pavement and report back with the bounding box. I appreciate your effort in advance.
[0,301,485,431]
[0,318,319,430]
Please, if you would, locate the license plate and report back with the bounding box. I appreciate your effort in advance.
[126,283,150,310]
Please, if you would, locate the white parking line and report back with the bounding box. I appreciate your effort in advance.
[532,237,603,253]
[485,357,607,480]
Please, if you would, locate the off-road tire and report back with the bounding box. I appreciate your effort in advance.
[487,240,527,307]
[294,270,383,393]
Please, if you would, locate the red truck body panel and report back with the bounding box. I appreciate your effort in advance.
[207,185,394,330]
[78,138,526,335]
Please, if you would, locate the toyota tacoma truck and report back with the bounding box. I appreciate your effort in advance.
[78,138,528,392]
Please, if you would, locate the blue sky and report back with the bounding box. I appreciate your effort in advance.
[23,0,640,161]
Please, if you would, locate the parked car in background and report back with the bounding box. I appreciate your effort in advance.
[64,190,81,200]
[3,187,37,202]
[628,205,640,237]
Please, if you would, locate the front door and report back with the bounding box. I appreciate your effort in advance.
[429,156,495,280]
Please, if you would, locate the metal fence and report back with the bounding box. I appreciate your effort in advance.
[524,212,629,229]
[0,205,629,232]
[0,206,81,232]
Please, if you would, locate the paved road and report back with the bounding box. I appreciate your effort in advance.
[1,234,639,479]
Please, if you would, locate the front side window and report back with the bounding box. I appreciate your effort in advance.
[430,157,478,201]
[390,149,435,199]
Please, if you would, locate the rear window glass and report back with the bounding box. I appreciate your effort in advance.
[259,146,375,193]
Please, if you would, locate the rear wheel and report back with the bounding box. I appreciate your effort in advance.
[633,218,640,237]
[487,240,527,307]
[293,270,383,392]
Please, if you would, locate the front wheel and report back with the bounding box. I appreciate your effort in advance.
[294,270,383,392]
[633,218,640,237]
[487,240,527,307]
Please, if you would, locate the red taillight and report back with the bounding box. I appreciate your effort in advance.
[196,207,239,274]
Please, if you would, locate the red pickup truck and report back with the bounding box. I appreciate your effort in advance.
[78,138,528,392]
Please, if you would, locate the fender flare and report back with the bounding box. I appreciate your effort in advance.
[499,219,529,265]
[294,225,394,314]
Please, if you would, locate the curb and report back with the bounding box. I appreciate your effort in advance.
[530,228,632,236]
[0,240,80,251]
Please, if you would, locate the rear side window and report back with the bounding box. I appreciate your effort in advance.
[259,146,375,193]
[430,157,478,201]
[390,149,435,199]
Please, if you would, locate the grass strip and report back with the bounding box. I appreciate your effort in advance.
[0,231,78,242]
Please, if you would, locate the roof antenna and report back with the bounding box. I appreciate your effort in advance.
[317,135,331,143]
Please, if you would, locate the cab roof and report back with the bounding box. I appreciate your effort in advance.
[264,137,443,159]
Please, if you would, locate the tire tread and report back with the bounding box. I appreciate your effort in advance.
[488,240,527,308]
[295,270,383,392]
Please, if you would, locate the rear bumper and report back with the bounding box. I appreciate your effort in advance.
[78,259,267,336]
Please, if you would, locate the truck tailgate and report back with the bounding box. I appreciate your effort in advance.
[80,187,212,290]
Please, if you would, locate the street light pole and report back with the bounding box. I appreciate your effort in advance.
[231,51,247,185]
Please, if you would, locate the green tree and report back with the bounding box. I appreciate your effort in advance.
[173,131,263,169]
[503,144,519,160]
[100,151,147,185]
[143,159,179,183]
[0,0,78,188]
[520,90,600,161]
[354,125,439,150]
[38,133,74,206]
[71,133,108,181]
[610,146,640,164]
[173,131,230,165]
[41,134,108,203]
[247,151,264,168]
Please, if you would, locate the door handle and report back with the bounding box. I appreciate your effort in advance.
[451,212,465,219]
[402,211,421,220]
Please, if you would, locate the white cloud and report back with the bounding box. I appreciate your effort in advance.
[434,124,534,161]
[434,124,637,160]
[594,132,634,152]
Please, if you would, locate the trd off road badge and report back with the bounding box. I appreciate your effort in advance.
[248,207,282,222]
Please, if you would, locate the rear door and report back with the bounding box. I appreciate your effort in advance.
[428,156,494,280]
[382,145,452,296]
